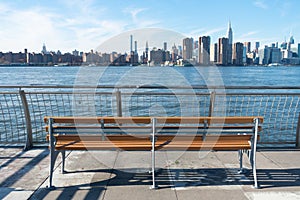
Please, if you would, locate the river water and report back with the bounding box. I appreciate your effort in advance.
[0,66,300,86]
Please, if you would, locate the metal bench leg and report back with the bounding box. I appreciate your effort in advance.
[48,118,57,189]
[49,149,59,189]
[251,118,260,189]
[238,150,244,174]
[150,118,157,189]
[252,151,259,189]
[150,147,156,189]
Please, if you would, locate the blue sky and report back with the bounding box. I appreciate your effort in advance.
[0,0,299,53]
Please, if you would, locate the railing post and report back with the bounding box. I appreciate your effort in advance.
[19,89,33,150]
[209,91,216,117]
[296,113,300,148]
[115,89,122,117]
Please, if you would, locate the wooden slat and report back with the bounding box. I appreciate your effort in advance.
[50,133,253,151]
[156,116,263,124]
[44,116,263,124]
[54,140,251,151]
[45,125,262,133]
[44,116,152,124]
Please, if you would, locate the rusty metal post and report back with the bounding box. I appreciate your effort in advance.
[19,89,33,150]
[115,89,122,117]
[296,113,300,148]
[209,91,216,117]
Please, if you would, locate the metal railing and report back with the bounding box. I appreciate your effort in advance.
[0,85,300,149]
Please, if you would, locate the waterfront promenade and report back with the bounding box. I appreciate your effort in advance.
[1,147,300,200]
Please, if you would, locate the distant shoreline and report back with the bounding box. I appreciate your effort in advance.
[1,64,300,67]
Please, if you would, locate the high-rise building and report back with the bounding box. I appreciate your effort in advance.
[255,42,260,53]
[244,42,251,53]
[259,46,271,65]
[150,48,166,65]
[218,37,229,65]
[270,47,281,63]
[233,42,244,66]
[213,43,218,63]
[130,35,133,53]
[194,40,199,49]
[142,41,149,64]
[163,42,167,51]
[134,41,137,54]
[128,35,138,65]
[259,45,281,65]
[198,36,211,65]
[41,43,49,54]
[171,44,179,62]
[227,21,233,64]
[178,45,183,57]
[182,37,193,60]
[298,43,300,57]
[289,35,295,44]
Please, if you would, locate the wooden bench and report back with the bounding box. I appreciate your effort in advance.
[44,116,263,189]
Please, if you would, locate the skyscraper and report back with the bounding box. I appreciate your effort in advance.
[182,37,193,61]
[244,42,251,53]
[163,42,167,51]
[255,42,260,53]
[42,43,48,54]
[233,42,244,66]
[227,21,233,64]
[218,37,229,65]
[134,41,137,54]
[130,35,133,53]
[129,35,138,65]
[214,43,218,63]
[141,41,149,64]
[171,44,179,62]
[199,36,211,65]
[145,41,149,61]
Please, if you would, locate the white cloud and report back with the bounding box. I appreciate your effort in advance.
[0,5,65,52]
[184,27,226,42]
[280,2,291,17]
[202,27,226,37]
[253,0,268,9]
[123,6,160,29]
[235,31,260,42]
[0,1,164,53]
[188,28,206,38]
[0,2,132,53]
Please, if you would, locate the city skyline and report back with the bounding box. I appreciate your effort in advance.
[1,0,300,53]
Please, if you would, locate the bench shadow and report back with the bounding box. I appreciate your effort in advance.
[30,186,105,200]
[33,167,300,198]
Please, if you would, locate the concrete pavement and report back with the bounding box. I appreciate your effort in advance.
[1,147,300,200]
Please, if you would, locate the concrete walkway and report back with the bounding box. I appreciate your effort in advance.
[1,147,300,200]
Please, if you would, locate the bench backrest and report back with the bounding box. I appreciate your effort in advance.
[44,116,263,135]
[45,116,263,151]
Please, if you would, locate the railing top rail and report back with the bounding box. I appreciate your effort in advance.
[1,85,300,90]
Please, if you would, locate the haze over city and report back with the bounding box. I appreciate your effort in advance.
[1,0,300,53]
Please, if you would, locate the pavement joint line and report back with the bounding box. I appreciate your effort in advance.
[0,149,25,170]
[101,150,119,200]
[27,149,72,199]
[214,152,246,195]
[260,151,285,169]
[165,151,179,200]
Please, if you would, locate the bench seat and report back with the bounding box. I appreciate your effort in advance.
[49,134,254,151]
